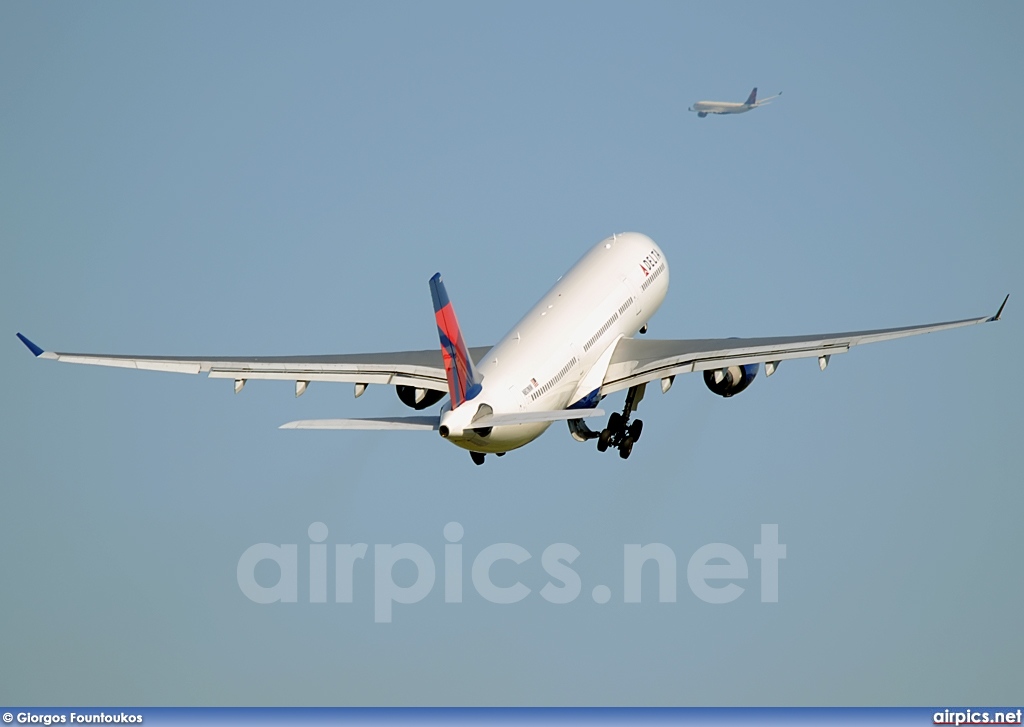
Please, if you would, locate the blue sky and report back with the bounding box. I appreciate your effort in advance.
[2,1,1022,706]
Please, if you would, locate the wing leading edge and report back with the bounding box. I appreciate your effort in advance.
[601,297,1008,395]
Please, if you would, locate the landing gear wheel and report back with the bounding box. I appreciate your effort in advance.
[628,419,643,442]
[596,385,646,457]
[495,452,506,457]
[470,451,486,466]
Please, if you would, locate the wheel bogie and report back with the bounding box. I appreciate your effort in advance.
[628,419,643,441]
[596,386,646,460]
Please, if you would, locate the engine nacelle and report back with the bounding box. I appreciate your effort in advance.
[703,363,759,398]
[396,385,446,410]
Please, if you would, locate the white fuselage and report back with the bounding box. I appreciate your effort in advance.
[689,100,752,115]
[438,232,669,453]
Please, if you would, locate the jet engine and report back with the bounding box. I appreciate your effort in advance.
[703,363,759,398]
[396,385,445,410]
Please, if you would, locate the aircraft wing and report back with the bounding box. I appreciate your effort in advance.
[15,333,492,393]
[600,296,1008,395]
[754,92,782,106]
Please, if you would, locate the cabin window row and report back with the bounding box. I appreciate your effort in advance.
[641,263,665,291]
[530,356,579,401]
[583,311,620,353]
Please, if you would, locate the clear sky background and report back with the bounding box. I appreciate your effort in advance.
[2,1,1021,706]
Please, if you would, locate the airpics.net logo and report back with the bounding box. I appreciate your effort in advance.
[236,523,787,622]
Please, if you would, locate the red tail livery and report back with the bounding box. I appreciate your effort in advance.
[430,273,482,408]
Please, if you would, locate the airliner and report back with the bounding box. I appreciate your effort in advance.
[17,232,1007,465]
[689,87,782,117]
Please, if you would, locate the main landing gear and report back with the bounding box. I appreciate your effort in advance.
[596,383,645,459]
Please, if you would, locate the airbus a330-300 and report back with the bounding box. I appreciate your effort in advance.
[689,87,782,117]
[17,232,1007,465]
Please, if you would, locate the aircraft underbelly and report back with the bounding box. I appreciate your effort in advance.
[447,422,551,453]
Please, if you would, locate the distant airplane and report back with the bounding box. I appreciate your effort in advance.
[17,233,1007,466]
[689,87,781,117]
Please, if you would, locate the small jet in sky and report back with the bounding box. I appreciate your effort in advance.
[17,233,1006,465]
[689,87,782,117]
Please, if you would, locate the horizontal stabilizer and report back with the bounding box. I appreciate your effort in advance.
[471,408,605,427]
[280,416,440,431]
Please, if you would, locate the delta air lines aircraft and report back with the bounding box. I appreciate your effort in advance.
[689,87,782,117]
[17,233,1007,465]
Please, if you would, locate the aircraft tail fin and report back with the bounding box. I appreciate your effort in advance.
[430,273,482,409]
[745,87,758,106]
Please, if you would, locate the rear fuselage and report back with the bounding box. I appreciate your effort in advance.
[438,232,669,453]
